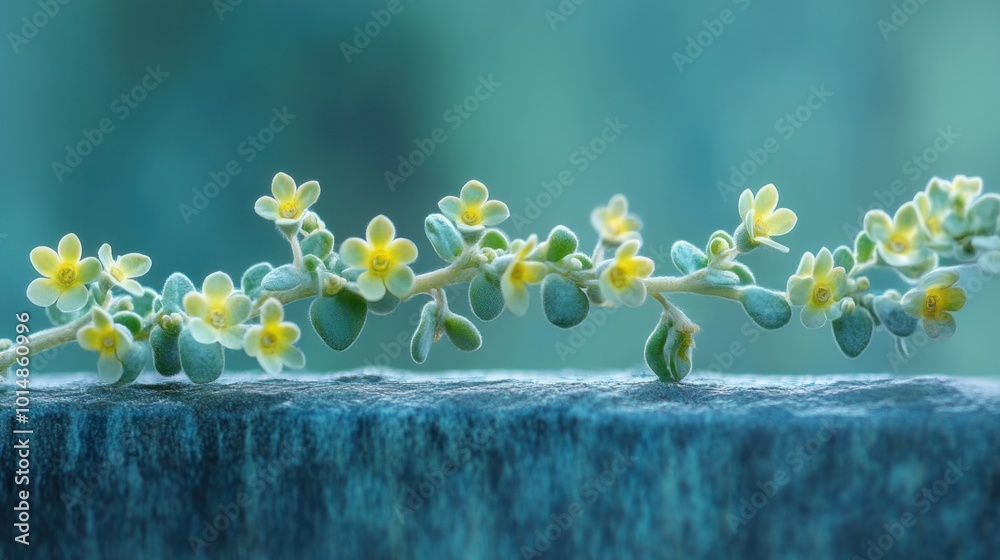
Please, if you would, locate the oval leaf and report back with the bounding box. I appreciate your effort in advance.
[162,273,195,315]
[410,302,438,364]
[833,246,856,273]
[832,307,874,358]
[739,286,791,330]
[178,328,224,384]
[113,342,147,387]
[261,264,307,292]
[309,290,368,351]
[301,230,334,259]
[150,325,182,377]
[671,241,708,275]
[425,214,465,262]
[480,229,509,251]
[469,270,505,321]
[367,292,401,316]
[113,311,143,337]
[546,226,578,262]
[444,314,482,352]
[873,296,917,337]
[541,274,589,329]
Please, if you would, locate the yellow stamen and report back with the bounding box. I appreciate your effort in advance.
[208,305,229,328]
[56,264,78,286]
[609,265,628,289]
[370,250,391,274]
[279,202,300,219]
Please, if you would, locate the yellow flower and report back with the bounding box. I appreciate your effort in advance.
[501,235,547,316]
[863,202,937,271]
[183,272,252,349]
[97,243,151,296]
[340,215,418,301]
[738,184,797,253]
[254,172,321,226]
[438,180,510,232]
[787,247,848,329]
[591,194,642,243]
[243,298,304,374]
[599,239,654,307]
[914,180,955,245]
[942,175,982,215]
[27,233,101,312]
[900,270,966,340]
[77,307,133,383]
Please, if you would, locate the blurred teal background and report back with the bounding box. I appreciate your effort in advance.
[2,1,998,376]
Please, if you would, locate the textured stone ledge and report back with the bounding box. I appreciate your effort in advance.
[1,372,999,559]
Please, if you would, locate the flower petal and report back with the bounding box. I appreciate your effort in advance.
[501,277,530,317]
[188,318,220,345]
[98,244,114,270]
[203,272,234,301]
[295,180,321,210]
[384,265,415,298]
[438,196,463,221]
[521,262,548,284]
[864,211,893,243]
[766,208,797,236]
[77,326,103,351]
[57,284,90,312]
[227,294,252,325]
[388,238,418,265]
[119,279,145,297]
[800,305,828,329]
[940,287,967,312]
[271,172,296,201]
[921,270,959,289]
[616,239,641,260]
[618,280,647,307]
[243,327,262,357]
[607,195,627,219]
[814,248,834,278]
[787,276,814,306]
[255,196,280,220]
[754,184,779,217]
[366,215,395,247]
[77,257,102,284]
[339,238,371,269]
[183,292,210,318]
[281,346,306,369]
[460,180,489,206]
[479,200,510,226]
[356,271,387,301]
[278,323,301,345]
[93,307,113,330]
[218,326,246,350]
[738,189,753,220]
[756,237,789,253]
[894,203,920,232]
[259,298,284,325]
[796,252,815,276]
[924,314,957,341]
[899,290,925,317]
[97,352,123,384]
[29,246,60,277]
[58,233,82,263]
[27,278,60,307]
[118,254,151,277]
[631,256,655,278]
[257,353,284,374]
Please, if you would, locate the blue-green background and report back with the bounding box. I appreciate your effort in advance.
[2,0,998,376]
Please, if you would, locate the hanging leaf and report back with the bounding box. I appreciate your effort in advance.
[469,269,505,321]
[309,289,368,351]
[738,286,791,330]
[150,325,182,377]
[873,295,917,337]
[178,328,224,384]
[113,342,147,387]
[162,273,195,315]
[546,226,578,262]
[540,274,589,328]
[444,314,482,352]
[832,307,874,358]
[410,301,439,364]
[671,241,707,275]
[425,213,465,262]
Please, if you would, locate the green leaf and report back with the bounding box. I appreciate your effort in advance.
[162,273,195,315]
[469,269,505,321]
[725,262,755,285]
[130,288,159,318]
[833,246,856,273]
[671,241,708,275]
[480,229,509,251]
[367,292,401,315]
[301,230,335,259]
[703,269,741,287]
[309,289,368,351]
[738,286,791,330]
[425,213,465,262]
[113,342,147,387]
[150,325,182,377]
[410,301,438,364]
[541,274,589,328]
[706,230,735,258]
[444,314,482,352]
[261,264,308,292]
[855,232,876,264]
[873,296,917,337]
[644,315,694,383]
[546,226,578,262]
[113,311,143,337]
[178,328,224,384]
[46,295,94,325]
[832,307,874,358]
[572,252,594,270]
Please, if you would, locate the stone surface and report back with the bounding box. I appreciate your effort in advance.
[2,371,999,560]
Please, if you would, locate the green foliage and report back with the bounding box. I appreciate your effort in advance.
[469,269,505,321]
[261,264,307,292]
[739,287,791,330]
[161,273,195,314]
[309,290,368,351]
[832,307,874,358]
[150,325,182,376]
[540,274,590,328]
[444,314,482,352]
[425,213,465,262]
[178,328,224,384]
[545,226,578,262]
[644,313,694,382]
[410,301,438,364]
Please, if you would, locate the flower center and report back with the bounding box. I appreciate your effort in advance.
[279,201,300,219]
[753,217,768,237]
[925,217,941,235]
[509,262,525,282]
[260,329,280,353]
[461,209,481,226]
[101,334,115,349]
[208,305,229,328]
[888,234,909,254]
[812,283,833,306]
[609,265,629,289]
[109,265,126,282]
[56,264,78,286]
[370,250,391,274]
[924,293,941,314]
